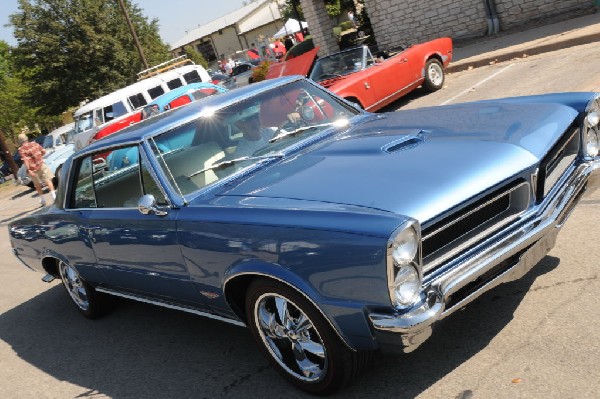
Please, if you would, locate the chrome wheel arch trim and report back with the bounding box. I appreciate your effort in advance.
[223,272,356,351]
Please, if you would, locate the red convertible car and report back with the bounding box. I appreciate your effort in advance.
[266,37,452,111]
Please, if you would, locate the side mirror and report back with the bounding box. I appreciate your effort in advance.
[138,194,168,216]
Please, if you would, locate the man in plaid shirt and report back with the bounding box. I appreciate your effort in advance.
[17,133,56,206]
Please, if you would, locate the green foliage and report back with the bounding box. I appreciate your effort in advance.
[0,40,52,145]
[9,0,171,116]
[324,0,356,18]
[339,21,354,31]
[280,0,304,21]
[250,61,271,83]
[183,45,208,69]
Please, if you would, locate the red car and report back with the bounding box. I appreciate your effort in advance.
[266,37,452,112]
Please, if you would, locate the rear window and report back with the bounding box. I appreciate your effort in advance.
[183,70,201,83]
[148,85,165,99]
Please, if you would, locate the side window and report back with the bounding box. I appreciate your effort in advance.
[103,105,115,122]
[167,78,183,90]
[148,85,165,99]
[140,158,167,205]
[93,146,142,208]
[129,93,147,109]
[183,70,201,83]
[111,101,128,118]
[72,156,97,208]
[71,146,167,209]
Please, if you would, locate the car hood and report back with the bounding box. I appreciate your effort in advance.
[218,101,578,223]
[44,144,75,165]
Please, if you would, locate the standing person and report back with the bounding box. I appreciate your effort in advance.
[347,10,356,27]
[17,133,56,206]
[284,35,294,52]
[225,57,235,75]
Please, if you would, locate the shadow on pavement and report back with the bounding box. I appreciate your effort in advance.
[0,256,560,398]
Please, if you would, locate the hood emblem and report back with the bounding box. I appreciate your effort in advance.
[383,130,429,153]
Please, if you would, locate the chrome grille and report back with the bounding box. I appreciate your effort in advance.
[421,181,531,273]
[537,125,580,201]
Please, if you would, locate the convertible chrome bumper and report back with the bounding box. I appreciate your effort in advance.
[369,158,600,353]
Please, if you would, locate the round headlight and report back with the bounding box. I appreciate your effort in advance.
[586,111,600,127]
[584,129,599,157]
[391,228,418,264]
[393,265,420,307]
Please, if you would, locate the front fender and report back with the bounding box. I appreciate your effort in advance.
[223,260,380,351]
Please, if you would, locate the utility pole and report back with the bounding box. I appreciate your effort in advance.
[117,0,149,69]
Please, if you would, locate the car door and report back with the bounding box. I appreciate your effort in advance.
[364,47,419,109]
[68,144,206,306]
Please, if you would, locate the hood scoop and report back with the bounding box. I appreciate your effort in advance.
[382,130,428,153]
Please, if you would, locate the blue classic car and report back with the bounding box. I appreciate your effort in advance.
[8,76,600,394]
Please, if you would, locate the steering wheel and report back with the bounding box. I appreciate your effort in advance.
[275,118,308,137]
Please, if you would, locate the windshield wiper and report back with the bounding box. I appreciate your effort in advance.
[269,124,331,143]
[187,153,283,179]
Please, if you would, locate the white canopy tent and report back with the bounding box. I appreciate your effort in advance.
[272,18,308,39]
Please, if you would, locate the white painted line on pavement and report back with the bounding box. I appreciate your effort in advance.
[440,63,516,105]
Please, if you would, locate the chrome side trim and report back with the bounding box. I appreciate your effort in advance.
[365,78,422,111]
[223,272,355,351]
[95,287,246,327]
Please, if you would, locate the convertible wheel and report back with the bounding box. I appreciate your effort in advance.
[246,279,370,395]
[58,261,110,319]
[423,58,444,91]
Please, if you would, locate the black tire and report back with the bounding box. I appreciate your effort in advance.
[53,165,62,187]
[58,260,111,319]
[423,58,445,91]
[345,97,363,110]
[245,278,370,395]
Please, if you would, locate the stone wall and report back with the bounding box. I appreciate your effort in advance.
[301,0,596,53]
[363,0,488,49]
[494,0,593,28]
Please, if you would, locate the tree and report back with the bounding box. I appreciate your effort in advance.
[9,0,171,116]
[0,40,52,145]
[183,45,209,69]
[280,0,304,21]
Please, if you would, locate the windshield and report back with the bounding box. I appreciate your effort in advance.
[150,80,359,197]
[309,47,365,82]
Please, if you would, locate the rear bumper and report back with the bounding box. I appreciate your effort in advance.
[369,158,600,353]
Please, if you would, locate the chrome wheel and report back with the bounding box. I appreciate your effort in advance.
[59,261,90,311]
[254,293,327,382]
[427,62,444,87]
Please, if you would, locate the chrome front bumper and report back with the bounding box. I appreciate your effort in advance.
[369,159,600,353]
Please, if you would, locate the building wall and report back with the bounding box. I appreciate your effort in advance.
[494,0,593,28]
[210,26,244,59]
[240,21,282,50]
[302,0,595,53]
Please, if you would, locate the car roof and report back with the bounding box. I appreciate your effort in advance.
[146,82,224,108]
[80,75,305,154]
[73,65,209,116]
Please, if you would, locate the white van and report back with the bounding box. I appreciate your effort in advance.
[73,61,210,150]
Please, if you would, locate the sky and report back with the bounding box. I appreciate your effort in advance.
[0,0,251,47]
